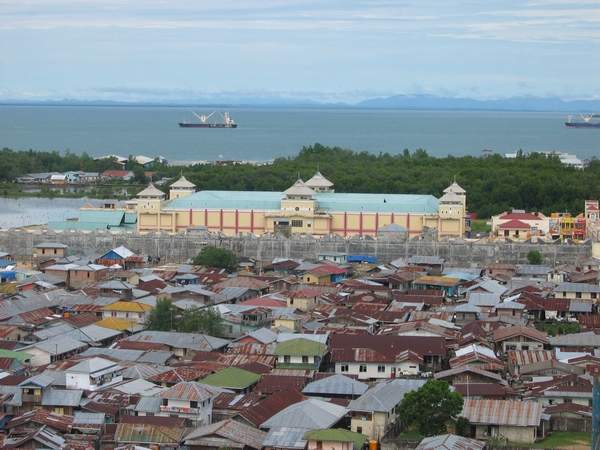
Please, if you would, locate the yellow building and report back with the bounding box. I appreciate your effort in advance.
[136,173,466,239]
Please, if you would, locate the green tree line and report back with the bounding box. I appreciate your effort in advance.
[2,144,598,217]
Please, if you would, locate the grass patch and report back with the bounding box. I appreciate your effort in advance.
[503,432,591,449]
[397,430,423,441]
[470,219,491,234]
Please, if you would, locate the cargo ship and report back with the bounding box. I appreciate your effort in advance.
[179,111,237,128]
[565,114,600,128]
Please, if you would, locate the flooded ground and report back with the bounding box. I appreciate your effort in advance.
[0,197,110,229]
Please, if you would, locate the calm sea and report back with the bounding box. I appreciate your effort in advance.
[1,105,599,161]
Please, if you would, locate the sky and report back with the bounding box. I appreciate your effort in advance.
[1,0,600,103]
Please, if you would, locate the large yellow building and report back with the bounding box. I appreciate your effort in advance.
[136,173,466,239]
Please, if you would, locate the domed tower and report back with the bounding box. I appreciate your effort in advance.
[438,181,467,237]
[282,179,316,211]
[169,175,196,200]
[135,183,166,213]
[442,181,466,208]
[305,171,334,193]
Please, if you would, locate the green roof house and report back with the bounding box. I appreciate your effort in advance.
[274,338,328,370]
[0,348,31,371]
[305,428,368,450]
[201,367,261,393]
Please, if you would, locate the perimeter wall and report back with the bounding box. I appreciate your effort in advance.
[0,229,590,266]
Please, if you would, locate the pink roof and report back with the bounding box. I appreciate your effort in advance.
[499,212,540,221]
[498,219,531,230]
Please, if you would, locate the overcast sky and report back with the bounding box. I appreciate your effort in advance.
[1,0,599,102]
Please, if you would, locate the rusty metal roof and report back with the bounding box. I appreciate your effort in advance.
[461,399,542,427]
[159,381,219,402]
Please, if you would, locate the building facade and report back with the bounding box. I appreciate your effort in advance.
[136,174,467,239]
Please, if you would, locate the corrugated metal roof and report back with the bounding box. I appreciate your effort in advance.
[80,347,145,361]
[114,423,187,445]
[415,434,485,450]
[461,399,542,427]
[184,419,266,449]
[73,412,105,425]
[262,427,307,449]
[42,389,83,406]
[261,399,347,430]
[159,381,219,401]
[125,330,229,351]
[166,190,439,214]
[549,331,600,347]
[135,396,162,413]
[349,379,426,413]
[302,374,368,396]
[555,282,600,293]
[25,335,88,355]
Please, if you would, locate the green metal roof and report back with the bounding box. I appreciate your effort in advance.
[47,209,136,231]
[48,221,136,231]
[304,429,368,450]
[201,367,261,389]
[124,212,138,224]
[0,348,31,362]
[274,338,328,357]
[166,190,439,214]
[79,210,125,226]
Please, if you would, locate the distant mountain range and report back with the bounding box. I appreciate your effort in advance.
[355,94,600,112]
[3,94,600,112]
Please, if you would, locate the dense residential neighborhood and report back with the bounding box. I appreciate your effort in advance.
[0,240,597,449]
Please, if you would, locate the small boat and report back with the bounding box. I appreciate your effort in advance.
[179,111,238,128]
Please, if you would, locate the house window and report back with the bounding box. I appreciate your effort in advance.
[190,401,198,408]
[359,365,367,373]
[284,355,291,363]
[576,292,582,299]
[357,427,362,434]
[340,364,349,372]
[291,220,303,228]
[302,356,309,364]
[377,365,385,373]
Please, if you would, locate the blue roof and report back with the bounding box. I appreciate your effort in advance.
[167,191,439,214]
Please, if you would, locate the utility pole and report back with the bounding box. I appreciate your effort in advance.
[591,365,600,450]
